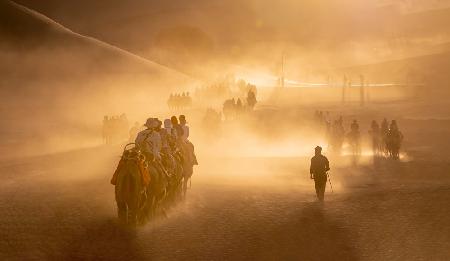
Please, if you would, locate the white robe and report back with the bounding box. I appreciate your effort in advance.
[135,129,161,160]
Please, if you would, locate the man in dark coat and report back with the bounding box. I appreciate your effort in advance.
[310,146,330,202]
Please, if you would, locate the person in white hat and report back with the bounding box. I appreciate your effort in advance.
[161,119,177,152]
[135,118,162,161]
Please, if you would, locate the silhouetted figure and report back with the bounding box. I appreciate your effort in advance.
[102,116,109,144]
[337,116,343,126]
[223,98,236,120]
[319,111,324,125]
[246,90,257,109]
[350,120,359,132]
[186,92,193,108]
[129,122,141,142]
[102,114,130,144]
[310,146,330,202]
[167,93,174,109]
[369,120,381,156]
[236,98,243,115]
[330,119,345,154]
[202,108,222,139]
[314,110,320,123]
[389,120,398,131]
[325,111,330,123]
[386,120,403,159]
[381,118,389,155]
[348,120,361,156]
[177,115,197,197]
[171,116,184,139]
[167,92,194,110]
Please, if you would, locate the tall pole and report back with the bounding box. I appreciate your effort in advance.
[342,75,347,104]
[360,74,365,107]
[281,53,285,88]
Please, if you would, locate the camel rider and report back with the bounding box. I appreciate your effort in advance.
[369,120,380,139]
[369,120,380,152]
[164,118,185,166]
[388,120,403,147]
[160,119,174,153]
[350,120,359,133]
[390,120,398,131]
[179,115,198,165]
[157,119,178,172]
[381,118,389,136]
[337,116,343,126]
[129,121,141,142]
[371,120,379,131]
[135,118,162,162]
[171,116,184,140]
[310,146,330,202]
[179,115,189,142]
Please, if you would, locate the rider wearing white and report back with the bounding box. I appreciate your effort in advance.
[179,115,189,142]
[178,115,198,165]
[161,119,177,153]
[135,118,162,161]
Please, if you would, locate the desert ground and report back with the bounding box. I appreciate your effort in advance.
[1,105,450,261]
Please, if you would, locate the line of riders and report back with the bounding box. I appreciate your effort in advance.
[102,114,129,144]
[167,92,193,110]
[315,111,404,159]
[222,90,258,120]
[194,77,257,105]
[368,119,404,159]
[111,115,198,226]
[194,82,231,104]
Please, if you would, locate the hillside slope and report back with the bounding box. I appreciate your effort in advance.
[0,0,192,156]
[12,0,450,76]
[0,0,187,86]
[342,51,450,86]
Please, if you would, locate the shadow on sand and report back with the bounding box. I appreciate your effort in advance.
[64,218,145,261]
[249,202,358,260]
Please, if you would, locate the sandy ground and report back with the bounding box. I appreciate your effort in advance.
[1,102,450,260]
[0,138,449,260]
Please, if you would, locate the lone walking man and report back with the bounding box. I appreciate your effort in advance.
[310,146,330,202]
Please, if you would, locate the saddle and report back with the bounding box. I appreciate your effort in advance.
[111,144,151,187]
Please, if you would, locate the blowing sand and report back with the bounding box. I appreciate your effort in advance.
[1,110,450,260]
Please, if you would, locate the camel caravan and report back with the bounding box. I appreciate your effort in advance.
[167,92,193,110]
[371,119,404,159]
[317,111,404,159]
[111,115,198,226]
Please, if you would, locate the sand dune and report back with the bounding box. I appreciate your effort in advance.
[12,0,450,76]
[339,50,450,99]
[0,0,193,157]
[0,0,188,88]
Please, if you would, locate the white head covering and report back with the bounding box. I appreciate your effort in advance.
[164,119,172,129]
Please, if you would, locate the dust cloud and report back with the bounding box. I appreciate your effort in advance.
[2,0,450,157]
[1,0,450,260]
